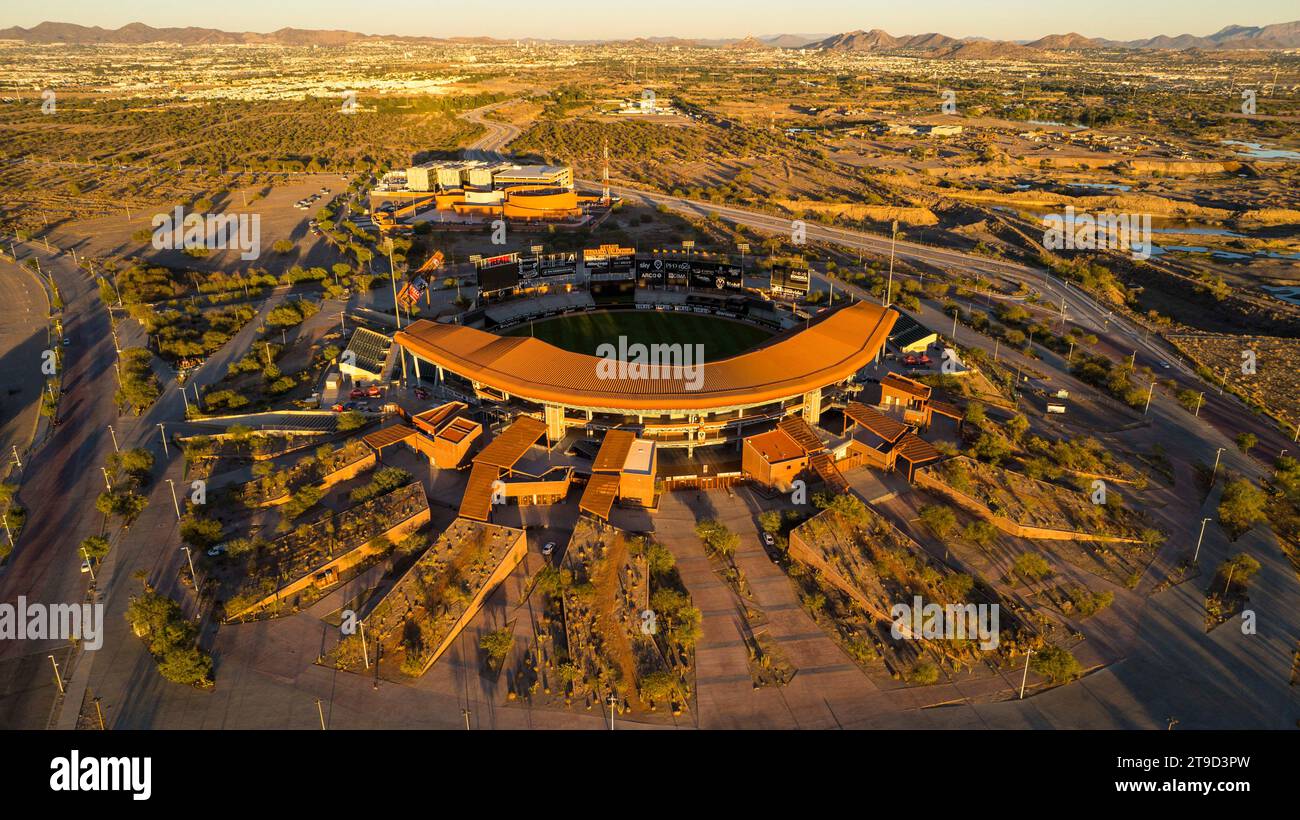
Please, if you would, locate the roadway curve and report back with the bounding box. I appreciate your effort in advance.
[452,99,1288,454]
[459,102,522,162]
[579,180,1295,459]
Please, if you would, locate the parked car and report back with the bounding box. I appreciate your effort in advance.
[542,541,556,556]
[349,388,365,399]
[331,403,345,412]
[80,558,92,574]
[762,533,775,547]
[206,543,227,557]
[414,386,431,400]
[366,385,381,398]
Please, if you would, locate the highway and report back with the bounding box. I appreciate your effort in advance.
[455,98,1290,457]
[459,102,522,162]
[576,180,1295,458]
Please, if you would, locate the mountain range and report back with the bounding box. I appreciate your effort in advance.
[1,20,1298,52]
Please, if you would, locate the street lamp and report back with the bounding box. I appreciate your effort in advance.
[156,423,168,457]
[180,545,198,595]
[1019,648,1034,699]
[165,479,181,519]
[1211,447,1226,484]
[107,424,119,453]
[80,546,97,582]
[1143,380,1156,415]
[1192,517,1212,564]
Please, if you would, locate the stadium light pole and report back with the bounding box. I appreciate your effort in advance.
[884,220,897,307]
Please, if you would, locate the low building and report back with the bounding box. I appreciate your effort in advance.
[364,401,483,470]
[580,429,659,519]
[340,327,393,383]
[411,401,483,468]
[888,310,939,354]
[878,372,934,426]
[742,428,808,491]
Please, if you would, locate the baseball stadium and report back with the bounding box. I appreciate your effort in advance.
[393,299,897,453]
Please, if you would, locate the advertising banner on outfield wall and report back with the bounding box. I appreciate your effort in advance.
[519,252,578,280]
[689,260,744,291]
[584,246,635,280]
[634,256,743,289]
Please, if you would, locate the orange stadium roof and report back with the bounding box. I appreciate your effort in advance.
[395,302,896,412]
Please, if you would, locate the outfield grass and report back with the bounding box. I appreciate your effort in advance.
[503,310,773,362]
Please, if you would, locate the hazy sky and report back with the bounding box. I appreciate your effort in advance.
[4,0,1295,41]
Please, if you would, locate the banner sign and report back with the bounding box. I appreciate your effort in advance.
[519,252,577,280]
[769,264,810,297]
[475,253,520,293]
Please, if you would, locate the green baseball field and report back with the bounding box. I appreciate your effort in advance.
[503,310,773,362]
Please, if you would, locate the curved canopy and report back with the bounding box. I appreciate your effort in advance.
[395,301,896,412]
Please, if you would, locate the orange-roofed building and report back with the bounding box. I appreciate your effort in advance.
[395,301,896,454]
[743,427,809,491]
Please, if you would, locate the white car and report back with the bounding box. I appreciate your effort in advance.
[762,533,775,547]
[207,543,227,557]
[541,541,556,556]
[80,558,92,574]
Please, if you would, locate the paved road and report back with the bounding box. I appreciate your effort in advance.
[0,258,52,481]
[459,102,521,162]
[582,180,1295,460]
[0,243,122,728]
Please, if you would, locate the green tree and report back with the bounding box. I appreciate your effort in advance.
[337,411,366,432]
[694,520,738,558]
[180,514,222,548]
[963,519,997,548]
[479,627,514,670]
[1030,645,1081,684]
[1013,552,1051,581]
[1217,477,1267,540]
[919,505,957,540]
[79,535,111,561]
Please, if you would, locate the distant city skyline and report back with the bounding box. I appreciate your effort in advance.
[3,0,1296,42]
